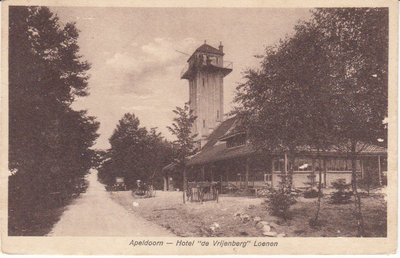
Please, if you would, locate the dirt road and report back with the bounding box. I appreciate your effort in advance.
[48,170,174,236]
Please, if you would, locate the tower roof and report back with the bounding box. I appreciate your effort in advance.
[195,43,223,55]
[181,41,232,79]
[187,43,224,62]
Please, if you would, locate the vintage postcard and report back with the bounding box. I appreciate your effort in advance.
[1,0,398,255]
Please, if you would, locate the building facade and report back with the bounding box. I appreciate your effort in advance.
[163,42,387,192]
[184,117,387,191]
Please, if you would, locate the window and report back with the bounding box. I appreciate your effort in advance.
[203,119,205,128]
[326,158,361,172]
[273,158,285,172]
[202,78,205,87]
[293,158,313,172]
[217,110,219,120]
[226,134,246,148]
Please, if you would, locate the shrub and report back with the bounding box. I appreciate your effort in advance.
[330,179,352,204]
[303,189,322,198]
[256,187,271,197]
[303,173,322,198]
[265,176,297,220]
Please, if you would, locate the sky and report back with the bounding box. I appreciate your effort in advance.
[50,7,312,149]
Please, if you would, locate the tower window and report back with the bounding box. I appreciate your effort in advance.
[217,110,219,119]
[202,78,205,87]
[203,120,205,128]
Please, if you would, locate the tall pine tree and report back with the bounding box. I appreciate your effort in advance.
[9,6,99,235]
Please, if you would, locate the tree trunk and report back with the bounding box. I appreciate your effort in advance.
[312,157,323,225]
[363,159,371,196]
[245,157,249,190]
[288,153,295,190]
[311,158,316,188]
[284,153,288,177]
[351,142,365,237]
[183,165,187,204]
[378,155,382,186]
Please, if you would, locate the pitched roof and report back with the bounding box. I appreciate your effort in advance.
[187,43,224,63]
[187,117,255,166]
[202,116,236,150]
[358,144,387,153]
[162,117,238,170]
[294,143,387,156]
[219,118,245,141]
[186,115,387,166]
[195,43,223,55]
[187,142,255,166]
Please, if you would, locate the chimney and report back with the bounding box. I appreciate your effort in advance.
[219,41,223,53]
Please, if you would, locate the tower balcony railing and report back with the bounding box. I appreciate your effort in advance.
[180,60,233,78]
[180,63,190,78]
[222,60,233,69]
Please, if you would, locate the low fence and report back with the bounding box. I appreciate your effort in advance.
[187,181,218,202]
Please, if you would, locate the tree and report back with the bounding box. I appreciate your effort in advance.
[234,22,334,190]
[9,6,99,235]
[99,113,175,190]
[311,8,388,236]
[234,18,335,221]
[107,113,148,187]
[145,128,177,188]
[234,8,387,235]
[167,103,197,203]
[92,149,108,170]
[287,19,335,226]
[9,6,99,234]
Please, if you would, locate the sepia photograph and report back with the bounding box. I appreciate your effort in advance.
[1,0,397,255]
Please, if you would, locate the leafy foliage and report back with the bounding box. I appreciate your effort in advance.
[233,8,387,235]
[303,174,323,198]
[8,7,99,235]
[265,175,297,220]
[312,8,388,148]
[167,102,198,165]
[167,102,197,201]
[233,13,336,191]
[303,189,321,199]
[234,19,334,150]
[98,113,175,190]
[330,179,353,204]
[311,8,388,236]
[233,7,387,166]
